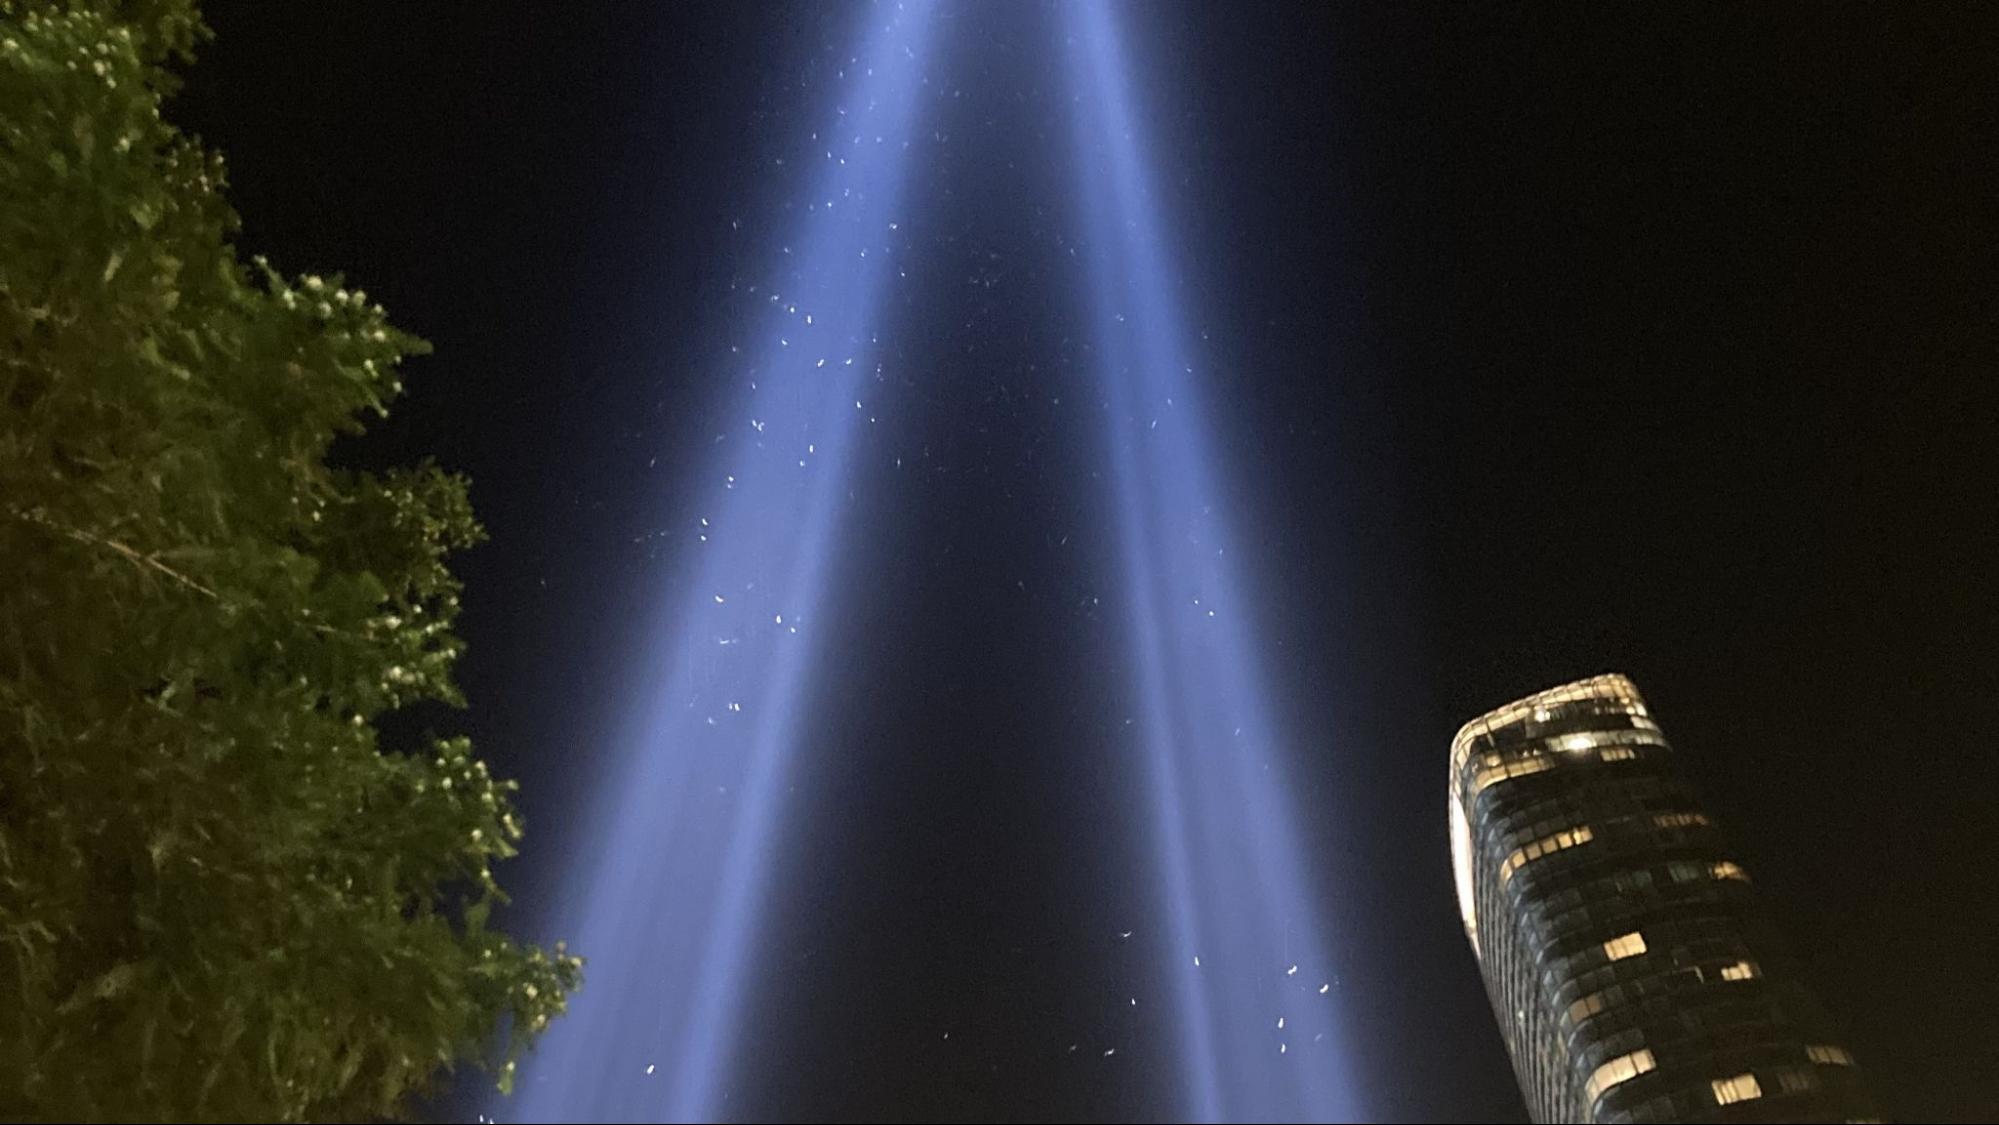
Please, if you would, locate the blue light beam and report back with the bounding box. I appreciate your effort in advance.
[1062,3,1361,1120]
[501,3,938,1120]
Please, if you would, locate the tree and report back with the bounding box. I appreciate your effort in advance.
[0,2,578,1118]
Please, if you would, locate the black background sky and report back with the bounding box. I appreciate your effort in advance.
[174,3,1996,1121]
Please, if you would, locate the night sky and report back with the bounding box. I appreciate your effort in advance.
[174,3,1996,1121]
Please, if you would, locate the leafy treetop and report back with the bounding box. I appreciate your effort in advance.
[0,2,577,1119]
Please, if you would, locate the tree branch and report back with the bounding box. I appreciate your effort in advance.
[8,506,219,600]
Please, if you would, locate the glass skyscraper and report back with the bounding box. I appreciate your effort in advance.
[1449,674,1878,1122]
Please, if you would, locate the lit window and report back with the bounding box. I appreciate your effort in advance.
[1807,1044,1856,1067]
[1544,727,1666,753]
[1710,860,1751,882]
[1568,990,1609,1024]
[1712,1073,1763,1105]
[1602,931,1647,961]
[1585,1048,1656,1103]
[1473,753,1556,794]
[1653,811,1711,830]
[1600,746,1638,762]
[1500,825,1594,882]
[1720,960,1760,981]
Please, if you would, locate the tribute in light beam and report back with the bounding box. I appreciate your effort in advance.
[499,3,938,1120]
[1061,2,1360,1119]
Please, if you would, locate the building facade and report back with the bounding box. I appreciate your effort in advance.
[1449,674,1877,1123]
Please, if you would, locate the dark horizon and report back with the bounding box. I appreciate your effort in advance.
[172,3,1997,1120]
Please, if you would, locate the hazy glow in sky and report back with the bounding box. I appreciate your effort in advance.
[501,3,939,1120]
[1063,0,1358,1118]
[501,2,1353,1120]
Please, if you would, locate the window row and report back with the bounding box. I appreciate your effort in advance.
[1469,739,1656,800]
[1471,751,1556,795]
[1575,1029,1857,1114]
[1449,674,1648,771]
[1712,1062,1838,1105]
[1566,929,1769,1002]
[1501,825,1594,883]
[1603,930,1647,962]
[1653,857,1751,886]
[1564,958,1762,1027]
[1543,726,1667,755]
[1483,781,1704,853]
[1584,1046,1656,1105]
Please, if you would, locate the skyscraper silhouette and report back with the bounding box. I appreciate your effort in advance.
[1449,674,1877,1122]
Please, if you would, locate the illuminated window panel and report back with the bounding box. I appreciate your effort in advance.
[1549,728,1666,754]
[1710,860,1751,882]
[1602,931,1647,962]
[1567,990,1610,1025]
[1585,1047,1657,1104]
[1720,959,1761,981]
[1500,825,1594,883]
[1653,811,1711,830]
[1473,753,1557,794]
[1808,1044,1857,1067]
[1599,746,1638,762]
[1712,1072,1764,1105]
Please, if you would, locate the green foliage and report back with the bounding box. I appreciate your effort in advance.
[0,2,578,1118]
